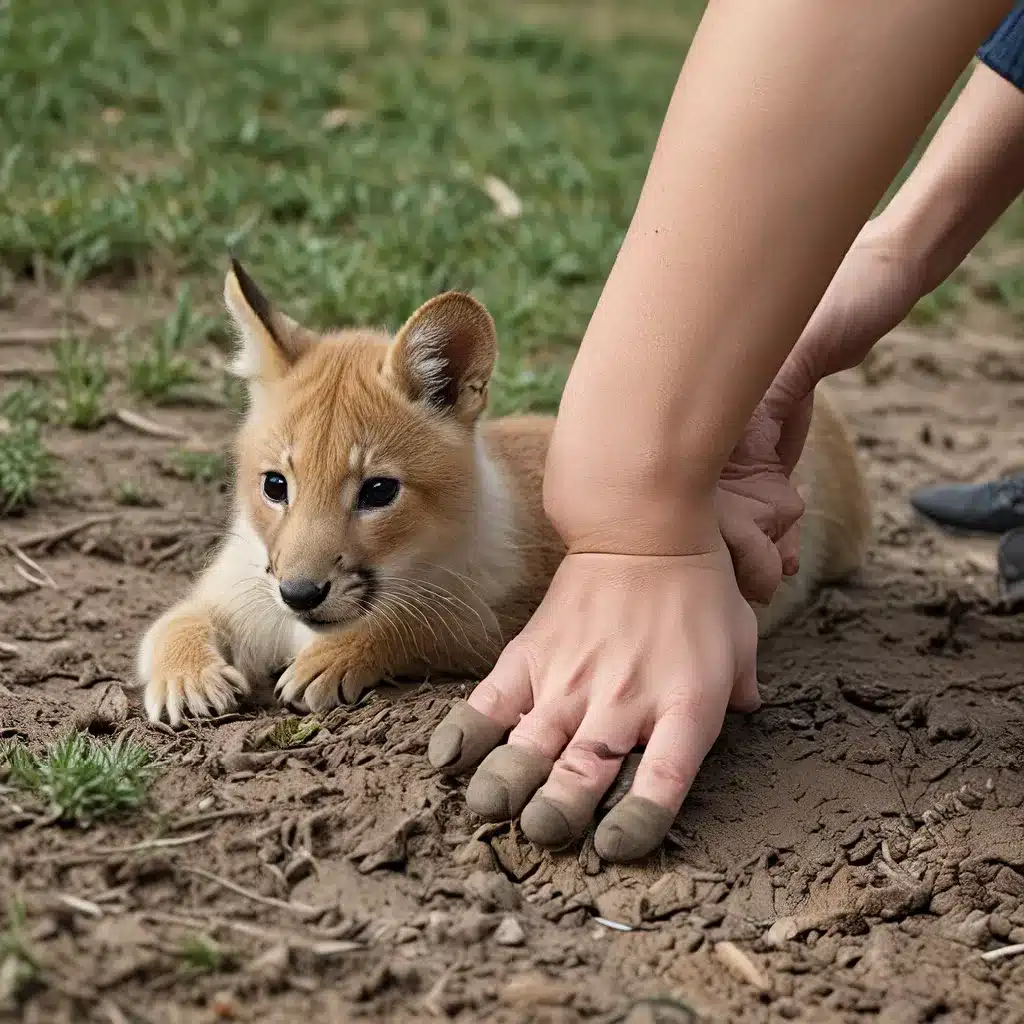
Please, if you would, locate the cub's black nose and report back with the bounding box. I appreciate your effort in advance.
[279,577,331,611]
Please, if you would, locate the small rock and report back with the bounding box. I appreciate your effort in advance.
[247,944,289,987]
[394,926,420,944]
[450,909,497,944]
[500,974,572,1007]
[951,910,990,948]
[73,683,129,733]
[210,991,240,1019]
[994,867,1024,897]
[989,913,1013,940]
[493,915,525,947]
[927,714,973,744]
[464,869,521,911]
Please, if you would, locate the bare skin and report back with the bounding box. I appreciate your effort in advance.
[428,0,1015,862]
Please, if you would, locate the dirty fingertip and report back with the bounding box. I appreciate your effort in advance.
[465,745,553,821]
[520,796,581,850]
[427,700,507,774]
[593,795,676,863]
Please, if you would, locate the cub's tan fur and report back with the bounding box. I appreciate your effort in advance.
[137,264,871,726]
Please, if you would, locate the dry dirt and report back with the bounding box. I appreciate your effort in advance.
[2,285,1024,1024]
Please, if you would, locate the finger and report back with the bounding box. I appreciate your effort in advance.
[427,700,511,776]
[466,741,555,821]
[427,647,533,775]
[728,653,761,714]
[724,513,782,606]
[465,694,585,822]
[774,391,814,477]
[777,523,801,577]
[519,704,643,850]
[594,700,726,863]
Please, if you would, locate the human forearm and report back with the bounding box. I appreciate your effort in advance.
[876,60,1024,297]
[545,0,1012,554]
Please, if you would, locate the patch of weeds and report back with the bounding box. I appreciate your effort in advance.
[114,479,154,506]
[0,900,39,1010]
[2,733,156,825]
[172,448,226,484]
[54,337,107,429]
[180,935,231,974]
[0,384,52,425]
[128,286,206,403]
[0,421,55,514]
[253,716,322,751]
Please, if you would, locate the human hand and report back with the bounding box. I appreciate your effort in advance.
[427,546,759,863]
[719,219,925,602]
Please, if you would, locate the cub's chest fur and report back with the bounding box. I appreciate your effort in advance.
[135,263,869,727]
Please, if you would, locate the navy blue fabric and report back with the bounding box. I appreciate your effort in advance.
[978,4,1024,91]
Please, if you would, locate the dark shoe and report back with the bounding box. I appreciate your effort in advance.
[910,473,1024,534]
[998,526,1024,603]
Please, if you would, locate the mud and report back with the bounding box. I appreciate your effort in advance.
[2,286,1024,1022]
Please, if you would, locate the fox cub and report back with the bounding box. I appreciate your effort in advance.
[137,262,871,726]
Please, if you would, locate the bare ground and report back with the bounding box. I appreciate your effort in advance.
[2,286,1024,1024]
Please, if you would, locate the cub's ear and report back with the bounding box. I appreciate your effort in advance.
[385,292,497,424]
[223,259,317,382]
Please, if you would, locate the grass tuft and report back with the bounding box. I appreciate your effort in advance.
[54,336,108,429]
[180,935,230,974]
[0,421,55,514]
[2,733,157,825]
[128,286,207,403]
[172,448,226,484]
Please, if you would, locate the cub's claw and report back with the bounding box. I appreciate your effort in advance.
[138,611,249,727]
[275,635,382,712]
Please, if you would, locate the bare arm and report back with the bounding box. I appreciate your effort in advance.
[544,0,1014,555]
[877,59,1024,301]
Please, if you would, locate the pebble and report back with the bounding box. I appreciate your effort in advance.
[493,915,525,947]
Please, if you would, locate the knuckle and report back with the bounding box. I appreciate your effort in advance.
[639,753,691,794]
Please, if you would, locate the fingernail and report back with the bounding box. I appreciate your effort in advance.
[465,745,554,821]
[520,797,577,850]
[593,796,675,863]
[427,700,508,775]
[427,722,463,769]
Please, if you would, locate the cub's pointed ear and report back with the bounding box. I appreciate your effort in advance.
[223,259,317,382]
[385,292,497,424]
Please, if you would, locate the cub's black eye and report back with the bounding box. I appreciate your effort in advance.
[262,472,289,505]
[357,476,400,511]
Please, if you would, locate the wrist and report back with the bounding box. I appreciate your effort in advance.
[542,432,722,557]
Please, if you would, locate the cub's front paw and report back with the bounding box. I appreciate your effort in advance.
[275,633,385,712]
[138,610,248,727]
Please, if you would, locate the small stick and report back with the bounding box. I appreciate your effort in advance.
[0,641,19,659]
[142,910,364,954]
[167,807,263,831]
[57,893,104,918]
[115,408,192,441]
[0,328,66,345]
[714,941,771,992]
[180,865,322,917]
[981,943,1024,962]
[149,539,188,566]
[6,513,120,553]
[33,830,213,864]
[10,546,58,588]
[13,564,48,589]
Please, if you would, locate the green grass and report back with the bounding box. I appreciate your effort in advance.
[179,935,229,974]
[0,0,1020,433]
[54,336,108,429]
[171,448,226,484]
[0,422,55,514]
[127,285,206,402]
[2,733,156,825]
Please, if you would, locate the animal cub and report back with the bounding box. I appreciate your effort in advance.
[137,262,871,726]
